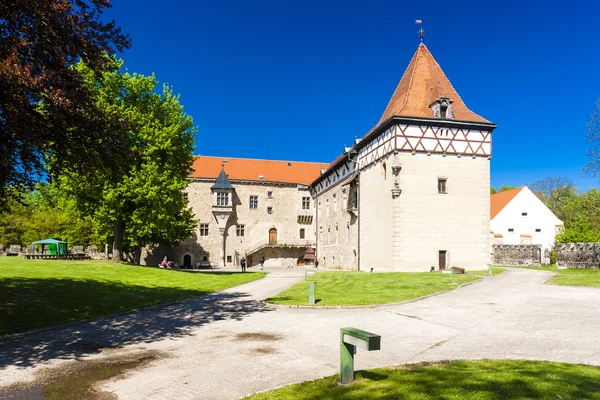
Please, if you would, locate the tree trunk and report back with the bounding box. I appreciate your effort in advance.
[133,247,141,265]
[112,216,124,263]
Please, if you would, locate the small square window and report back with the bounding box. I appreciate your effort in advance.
[226,255,232,263]
[199,223,209,236]
[302,196,310,210]
[182,192,188,202]
[522,212,528,217]
[249,195,258,209]
[217,192,229,206]
[508,228,514,233]
[267,206,273,214]
[438,179,447,194]
[202,255,208,262]
[535,228,541,233]
[236,225,245,237]
[267,191,273,199]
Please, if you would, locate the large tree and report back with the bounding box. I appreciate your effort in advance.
[0,0,130,206]
[61,59,197,263]
[528,176,576,221]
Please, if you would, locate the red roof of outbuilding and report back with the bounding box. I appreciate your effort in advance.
[490,187,524,220]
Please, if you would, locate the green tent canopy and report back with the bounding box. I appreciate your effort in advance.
[31,238,68,256]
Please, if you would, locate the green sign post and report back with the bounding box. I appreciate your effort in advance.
[340,327,381,384]
[309,281,317,305]
[442,269,455,283]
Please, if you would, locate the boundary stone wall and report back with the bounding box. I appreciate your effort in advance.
[555,243,600,269]
[492,244,542,266]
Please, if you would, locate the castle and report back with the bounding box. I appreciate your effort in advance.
[144,42,496,271]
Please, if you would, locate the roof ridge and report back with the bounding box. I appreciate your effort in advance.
[394,43,423,119]
[194,155,328,165]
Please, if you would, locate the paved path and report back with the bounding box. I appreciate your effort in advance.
[1,268,599,399]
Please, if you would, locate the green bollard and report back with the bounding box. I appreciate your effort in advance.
[488,264,493,276]
[452,269,456,284]
[309,281,316,305]
[340,332,355,384]
[340,327,381,384]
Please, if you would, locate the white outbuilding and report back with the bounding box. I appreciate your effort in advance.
[490,186,563,253]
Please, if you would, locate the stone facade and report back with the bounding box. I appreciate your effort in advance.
[555,243,600,269]
[142,179,316,268]
[315,176,359,269]
[492,244,542,266]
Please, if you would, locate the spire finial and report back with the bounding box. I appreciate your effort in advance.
[415,20,425,42]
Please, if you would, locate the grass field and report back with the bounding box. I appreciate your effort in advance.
[266,271,479,306]
[0,258,265,335]
[512,266,600,288]
[467,267,506,275]
[244,360,600,400]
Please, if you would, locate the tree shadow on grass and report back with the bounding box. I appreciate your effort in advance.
[0,277,271,368]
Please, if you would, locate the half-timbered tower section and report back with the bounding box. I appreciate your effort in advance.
[311,43,497,272]
[143,156,327,268]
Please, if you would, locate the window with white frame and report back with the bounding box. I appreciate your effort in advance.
[249,195,258,209]
[535,228,541,233]
[236,225,245,236]
[522,212,528,217]
[217,192,228,206]
[199,224,209,236]
[302,197,310,210]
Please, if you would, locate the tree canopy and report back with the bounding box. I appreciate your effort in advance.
[60,59,197,262]
[0,0,130,206]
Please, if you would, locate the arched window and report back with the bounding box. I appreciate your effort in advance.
[299,228,305,239]
[183,254,192,267]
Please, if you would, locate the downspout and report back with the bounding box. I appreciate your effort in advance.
[357,176,360,272]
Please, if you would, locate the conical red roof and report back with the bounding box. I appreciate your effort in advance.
[379,43,490,124]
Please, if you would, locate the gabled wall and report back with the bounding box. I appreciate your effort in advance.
[490,187,562,253]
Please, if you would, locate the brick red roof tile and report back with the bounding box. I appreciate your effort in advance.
[189,156,328,186]
[490,187,524,220]
[379,43,490,124]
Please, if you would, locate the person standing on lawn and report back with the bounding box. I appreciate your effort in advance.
[240,257,247,272]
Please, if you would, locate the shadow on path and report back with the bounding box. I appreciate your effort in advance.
[0,290,271,369]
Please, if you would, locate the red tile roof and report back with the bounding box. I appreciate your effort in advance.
[379,43,490,125]
[520,234,532,238]
[189,156,328,186]
[490,187,524,220]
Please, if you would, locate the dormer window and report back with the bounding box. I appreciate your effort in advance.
[217,192,229,206]
[429,97,455,120]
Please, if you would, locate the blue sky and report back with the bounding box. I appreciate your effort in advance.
[104,0,599,190]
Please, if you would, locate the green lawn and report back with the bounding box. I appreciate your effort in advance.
[467,267,506,275]
[244,360,600,400]
[266,271,479,306]
[508,266,600,288]
[0,258,265,335]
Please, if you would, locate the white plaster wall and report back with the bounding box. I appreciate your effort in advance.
[389,152,490,272]
[490,187,563,254]
[359,158,395,270]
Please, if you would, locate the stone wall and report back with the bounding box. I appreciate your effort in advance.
[555,243,600,269]
[492,244,542,266]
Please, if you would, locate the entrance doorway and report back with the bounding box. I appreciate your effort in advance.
[438,250,447,270]
[183,254,192,267]
[269,228,278,245]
